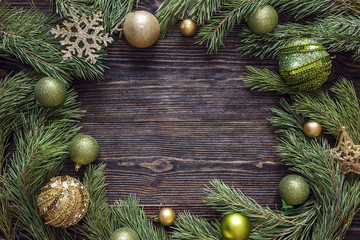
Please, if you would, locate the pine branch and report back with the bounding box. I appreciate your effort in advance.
[204,179,317,239]
[243,66,295,95]
[239,15,360,60]
[172,212,223,240]
[79,163,114,240]
[0,3,106,84]
[112,195,169,240]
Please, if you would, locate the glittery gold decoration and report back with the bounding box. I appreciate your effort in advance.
[37,176,89,227]
[51,12,113,64]
[279,38,332,91]
[331,127,360,175]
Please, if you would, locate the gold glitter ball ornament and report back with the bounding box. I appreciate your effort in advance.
[303,120,323,138]
[279,38,332,91]
[179,19,197,37]
[123,11,160,48]
[37,176,89,227]
[158,207,176,226]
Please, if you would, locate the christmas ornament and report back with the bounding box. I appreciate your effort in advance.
[303,120,323,138]
[110,227,140,240]
[37,176,89,227]
[158,207,176,226]
[279,38,332,91]
[246,5,278,34]
[221,213,251,240]
[279,174,310,205]
[51,12,113,64]
[34,76,67,108]
[123,11,160,48]
[69,134,99,171]
[331,127,360,175]
[179,19,197,37]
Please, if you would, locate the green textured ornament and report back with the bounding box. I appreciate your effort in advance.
[110,228,140,240]
[221,213,251,240]
[34,77,66,107]
[69,134,99,171]
[247,5,278,34]
[279,174,310,205]
[279,38,332,91]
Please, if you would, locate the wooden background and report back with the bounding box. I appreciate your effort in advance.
[2,0,360,239]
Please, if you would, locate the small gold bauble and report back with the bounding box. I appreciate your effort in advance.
[179,19,197,37]
[158,207,176,226]
[37,176,89,227]
[303,120,322,138]
[123,11,160,48]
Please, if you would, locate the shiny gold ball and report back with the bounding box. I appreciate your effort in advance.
[37,176,89,227]
[158,207,176,226]
[123,11,160,48]
[303,120,323,138]
[221,213,251,240]
[179,19,197,37]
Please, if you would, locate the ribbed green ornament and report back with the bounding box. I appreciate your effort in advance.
[279,38,332,91]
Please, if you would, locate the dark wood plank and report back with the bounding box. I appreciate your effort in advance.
[2,1,360,239]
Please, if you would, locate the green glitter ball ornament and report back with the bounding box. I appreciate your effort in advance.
[279,38,332,91]
[279,174,310,205]
[247,5,278,34]
[69,134,99,171]
[34,77,66,107]
[110,228,140,240]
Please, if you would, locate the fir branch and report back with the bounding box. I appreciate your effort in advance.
[47,0,93,18]
[79,163,114,240]
[112,195,169,240]
[238,15,360,60]
[0,3,106,84]
[172,212,223,240]
[243,66,295,95]
[204,179,317,239]
[292,77,360,143]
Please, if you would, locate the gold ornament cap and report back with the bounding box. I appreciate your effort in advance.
[179,19,197,37]
[158,207,176,226]
[123,11,160,48]
[37,176,89,227]
[303,120,322,138]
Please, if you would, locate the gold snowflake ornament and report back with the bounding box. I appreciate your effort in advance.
[331,127,360,175]
[51,12,113,64]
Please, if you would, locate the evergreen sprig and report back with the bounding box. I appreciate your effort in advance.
[0,3,106,84]
[238,15,360,60]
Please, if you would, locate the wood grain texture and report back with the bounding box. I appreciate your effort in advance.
[2,0,360,239]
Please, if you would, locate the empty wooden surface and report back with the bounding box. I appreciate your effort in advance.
[2,0,360,239]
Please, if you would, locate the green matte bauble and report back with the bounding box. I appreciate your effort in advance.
[34,77,66,107]
[123,11,160,48]
[221,213,251,240]
[179,19,197,37]
[69,134,99,171]
[110,227,140,240]
[279,38,332,91]
[279,174,310,205]
[247,5,278,34]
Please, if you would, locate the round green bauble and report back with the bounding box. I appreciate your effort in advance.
[110,227,140,240]
[123,11,160,48]
[247,5,278,34]
[221,213,251,240]
[279,174,310,205]
[279,38,332,91]
[69,134,99,171]
[34,77,66,107]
